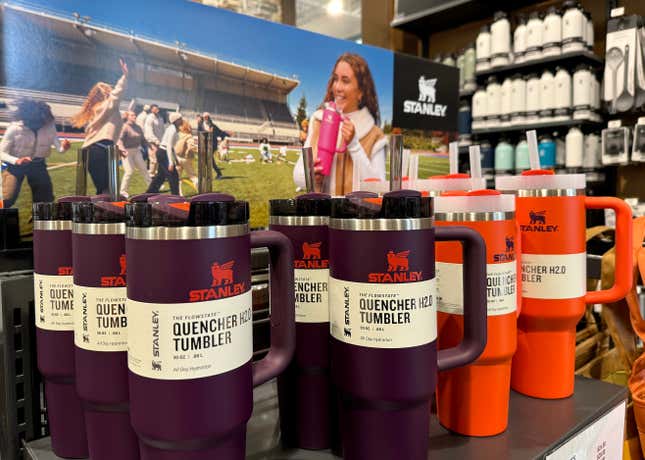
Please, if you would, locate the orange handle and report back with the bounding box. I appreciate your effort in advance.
[584,197,633,304]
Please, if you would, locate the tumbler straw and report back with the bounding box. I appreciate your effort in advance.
[449,142,459,175]
[302,147,316,193]
[468,145,482,179]
[527,130,541,170]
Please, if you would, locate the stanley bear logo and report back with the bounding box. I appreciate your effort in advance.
[387,250,410,272]
[418,76,437,103]
[506,236,514,252]
[529,210,546,225]
[302,242,321,260]
[82,334,89,343]
[494,236,516,262]
[211,261,235,286]
[119,254,127,275]
[39,315,45,323]
[368,250,421,282]
[344,327,352,338]
[152,361,162,371]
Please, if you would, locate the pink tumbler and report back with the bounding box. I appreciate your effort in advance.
[317,102,347,176]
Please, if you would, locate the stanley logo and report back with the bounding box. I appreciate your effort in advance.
[295,242,329,269]
[189,260,246,302]
[57,266,73,276]
[494,236,516,262]
[520,211,559,233]
[368,250,422,283]
[101,254,127,287]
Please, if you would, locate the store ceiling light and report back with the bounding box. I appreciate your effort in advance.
[326,0,343,16]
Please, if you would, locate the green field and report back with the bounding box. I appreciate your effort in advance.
[10,142,447,236]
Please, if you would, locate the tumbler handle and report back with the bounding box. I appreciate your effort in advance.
[584,197,633,304]
[250,230,296,386]
[435,226,487,371]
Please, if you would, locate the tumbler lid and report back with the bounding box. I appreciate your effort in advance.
[418,174,486,195]
[270,193,331,217]
[493,11,507,21]
[435,189,515,214]
[33,195,90,221]
[188,193,249,226]
[331,190,432,219]
[73,200,127,223]
[495,170,586,191]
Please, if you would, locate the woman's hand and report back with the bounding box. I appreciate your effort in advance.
[168,163,175,172]
[119,58,129,77]
[119,148,128,159]
[16,157,32,165]
[340,117,356,147]
[61,139,71,152]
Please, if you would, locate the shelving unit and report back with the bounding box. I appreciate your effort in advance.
[472,119,603,136]
[475,50,603,82]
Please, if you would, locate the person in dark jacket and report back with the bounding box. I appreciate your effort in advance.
[117,111,151,198]
[197,112,229,179]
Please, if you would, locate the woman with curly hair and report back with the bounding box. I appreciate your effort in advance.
[72,58,128,194]
[293,52,386,195]
[0,98,71,207]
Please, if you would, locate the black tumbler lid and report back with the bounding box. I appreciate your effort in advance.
[33,195,90,221]
[126,195,190,227]
[270,193,331,217]
[73,201,127,223]
[331,190,432,219]
[494,11,507,21]
[188,193,249,226]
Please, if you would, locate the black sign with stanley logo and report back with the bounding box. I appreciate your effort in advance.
[392,52,458,131]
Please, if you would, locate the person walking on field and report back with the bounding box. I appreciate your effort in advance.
[144,104,164,176]
[197,112,228,179]
[117,110,151,198]
[146,112,182,195]
[174,120,198,196]
[0,98,71,207]
[136,104,150,130]
[71,58,128,194]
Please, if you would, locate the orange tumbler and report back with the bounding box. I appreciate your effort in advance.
[435,190,518,436]
[496,170,633,399]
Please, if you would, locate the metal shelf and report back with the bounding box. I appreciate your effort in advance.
[476,50,603,83]
[472,118,603,136]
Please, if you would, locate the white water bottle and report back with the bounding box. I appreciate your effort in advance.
[562,0,585,53]
[525,73,541,122]
[565,126,584,168]
[553,67,572,120]
[583,133,601,168]
[525,11,543,61]
[513,14,528,64]
[542,6,562,57]
[476,25,492,71]
[500,78,513,126]
[510,74,527,125]
[490,11,511,67]
[472,88,488,130]
[486,76,502,127]
[573,64,592,119]
[540,70,556,119]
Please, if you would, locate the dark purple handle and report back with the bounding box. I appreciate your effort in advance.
[435,226,487,371]
[250,230,295,386]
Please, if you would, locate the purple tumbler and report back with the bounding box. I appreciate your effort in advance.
[329,190,487,460]
[125,193,295,460]
[33,196,89,459]
[269,193,332,449]
[71,200,139,460]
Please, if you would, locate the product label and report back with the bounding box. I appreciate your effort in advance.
[74,285,128,351]
[329,277,436,349]
[436,262,517,316]
[34,274,75,331]
[127,291,253,380]
[545,401,625,460]
[294,269,329,323]
[521,252,586,299]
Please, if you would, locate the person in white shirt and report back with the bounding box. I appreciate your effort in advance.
[146,112,182,195]
[259,138,272,163]
[293,53,386,195]
[135,105,150,130]
[1,99,71,207]
[144,104,164,175]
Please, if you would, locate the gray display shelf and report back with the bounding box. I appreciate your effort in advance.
[24,376,627,459]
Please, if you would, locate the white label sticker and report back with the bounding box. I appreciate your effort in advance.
[521,253,586,299]
[436,262,517,316]
[329,277,436,349]
[74,285,128,351]
[34,274,75,331]
[294,269,329,323]
[545,401,625,460]
[127,291,253,380]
